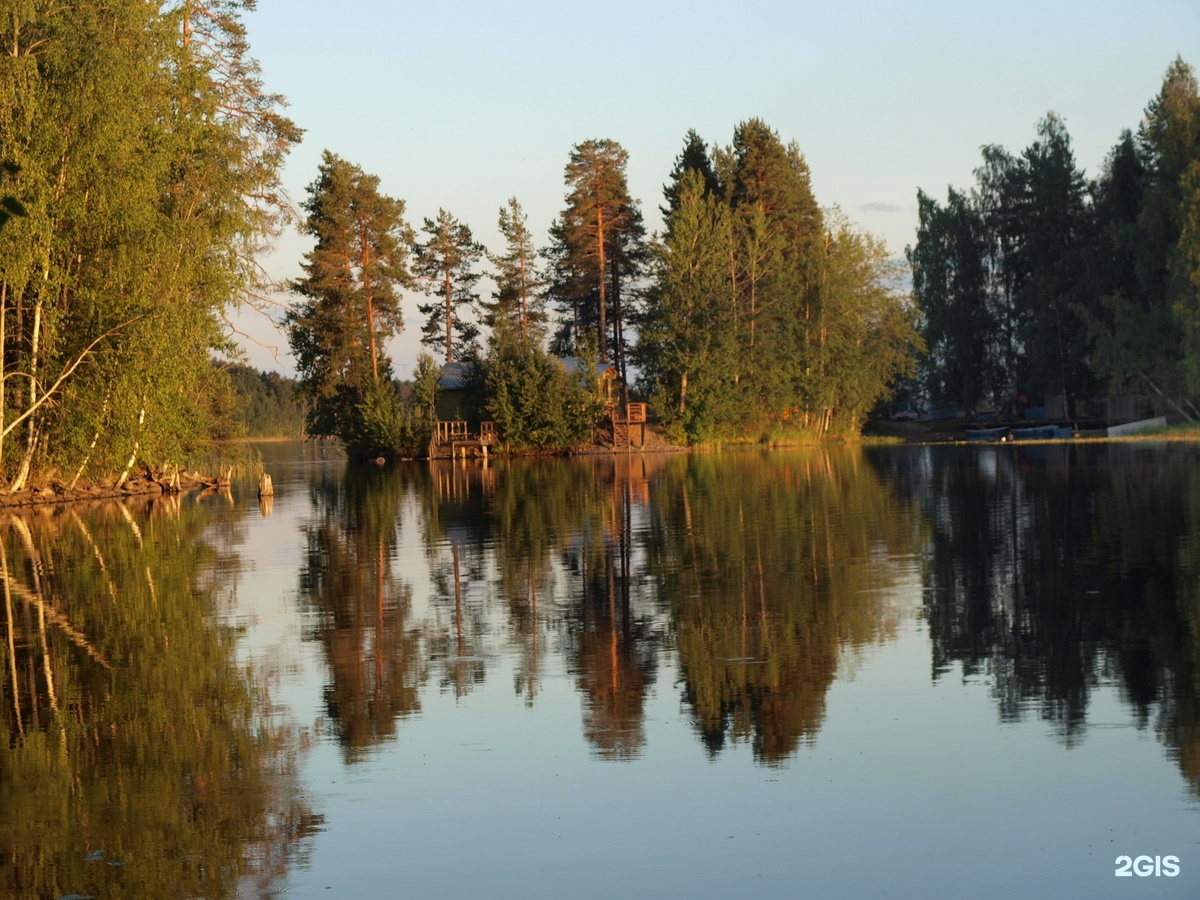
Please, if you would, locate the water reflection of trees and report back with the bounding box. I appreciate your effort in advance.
[881,444,1200,793]
[564,461,659,760]
[295,450,918,766]
[0,495,314,899]
[646,450,915,764]
[299,466,425,758]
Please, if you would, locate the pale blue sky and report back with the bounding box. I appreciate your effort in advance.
[233,0,1200,374]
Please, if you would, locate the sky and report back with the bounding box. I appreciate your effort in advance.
[231,0,1200,376]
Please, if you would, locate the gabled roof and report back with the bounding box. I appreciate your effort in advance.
[438,357,616,390]
[438,361,475,390]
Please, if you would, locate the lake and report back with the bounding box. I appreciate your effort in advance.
[2,441,1197,898]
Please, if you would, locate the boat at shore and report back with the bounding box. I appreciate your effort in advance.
[965,424,1074,442]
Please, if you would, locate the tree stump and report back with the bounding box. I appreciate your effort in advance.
[258,473,274,498]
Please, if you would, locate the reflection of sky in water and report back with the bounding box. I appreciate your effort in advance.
[219,445,1198,899]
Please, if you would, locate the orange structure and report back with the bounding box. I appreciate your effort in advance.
[610,402,646,450]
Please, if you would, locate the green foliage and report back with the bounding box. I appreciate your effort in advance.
[410,352,441,437]
[227,364,306,437]
[484,198,546,343]
[482,327,604,451]
[546,138,646,387]
[637,168,740,442]
[0,161,26,229]
[808,214,923,438]
[638,123,914,443]
[907,187,996,410]
[912,58,1200,418]
[343,377,406,459]
[413,208,484,362]
[0,1,298,485]
[287,152,414,445]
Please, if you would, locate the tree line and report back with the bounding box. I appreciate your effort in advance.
[287,122,922,456]
[0,1,301,488]
[909,57,1200,420]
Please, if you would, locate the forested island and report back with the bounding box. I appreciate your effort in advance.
[1,3,1199,486]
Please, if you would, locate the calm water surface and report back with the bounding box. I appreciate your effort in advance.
[2,442,1198,898]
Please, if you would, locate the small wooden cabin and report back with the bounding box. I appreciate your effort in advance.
[432,361,494,459]
[557,358,621,406]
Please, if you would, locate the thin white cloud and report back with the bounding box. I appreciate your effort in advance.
[860,202,909,214]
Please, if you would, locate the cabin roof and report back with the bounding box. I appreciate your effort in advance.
[438,361,474,390]
[440,358,616,390]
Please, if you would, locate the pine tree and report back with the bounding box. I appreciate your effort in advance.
[484,198,545,344]
[413,208,484,362]
[286,152,413,440]
[546,139,645,390]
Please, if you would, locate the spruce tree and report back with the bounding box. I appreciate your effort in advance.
[661,129,721,219]
[638,168,737,441]
[725,119,823,417]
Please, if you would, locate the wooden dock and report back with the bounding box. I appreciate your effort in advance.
[430,420,497,460]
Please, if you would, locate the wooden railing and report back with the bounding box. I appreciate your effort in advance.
[436,420,468,443]
[434,420,497,446]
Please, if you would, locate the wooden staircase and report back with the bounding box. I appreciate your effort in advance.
[609,403,647,450]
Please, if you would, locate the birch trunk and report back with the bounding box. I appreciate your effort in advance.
[0,281,6,472]
[115,396,147,488]
[9,295,41,492]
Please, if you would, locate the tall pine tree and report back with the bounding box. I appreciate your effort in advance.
[484,198,545,344]
[287,152,413,440]
[413,208,484,363]
[546,138,645,391]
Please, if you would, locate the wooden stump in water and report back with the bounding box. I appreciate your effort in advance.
[258,473,274,498]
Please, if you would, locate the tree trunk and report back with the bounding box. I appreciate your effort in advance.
[444,267,453,362]
[115,397,147,488]
[10,296,42,492]
[362,227,379,381]
[519,249,528,340]
[0,281,7,475]
[597,205,607,361]
[1138,372,1195,423]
